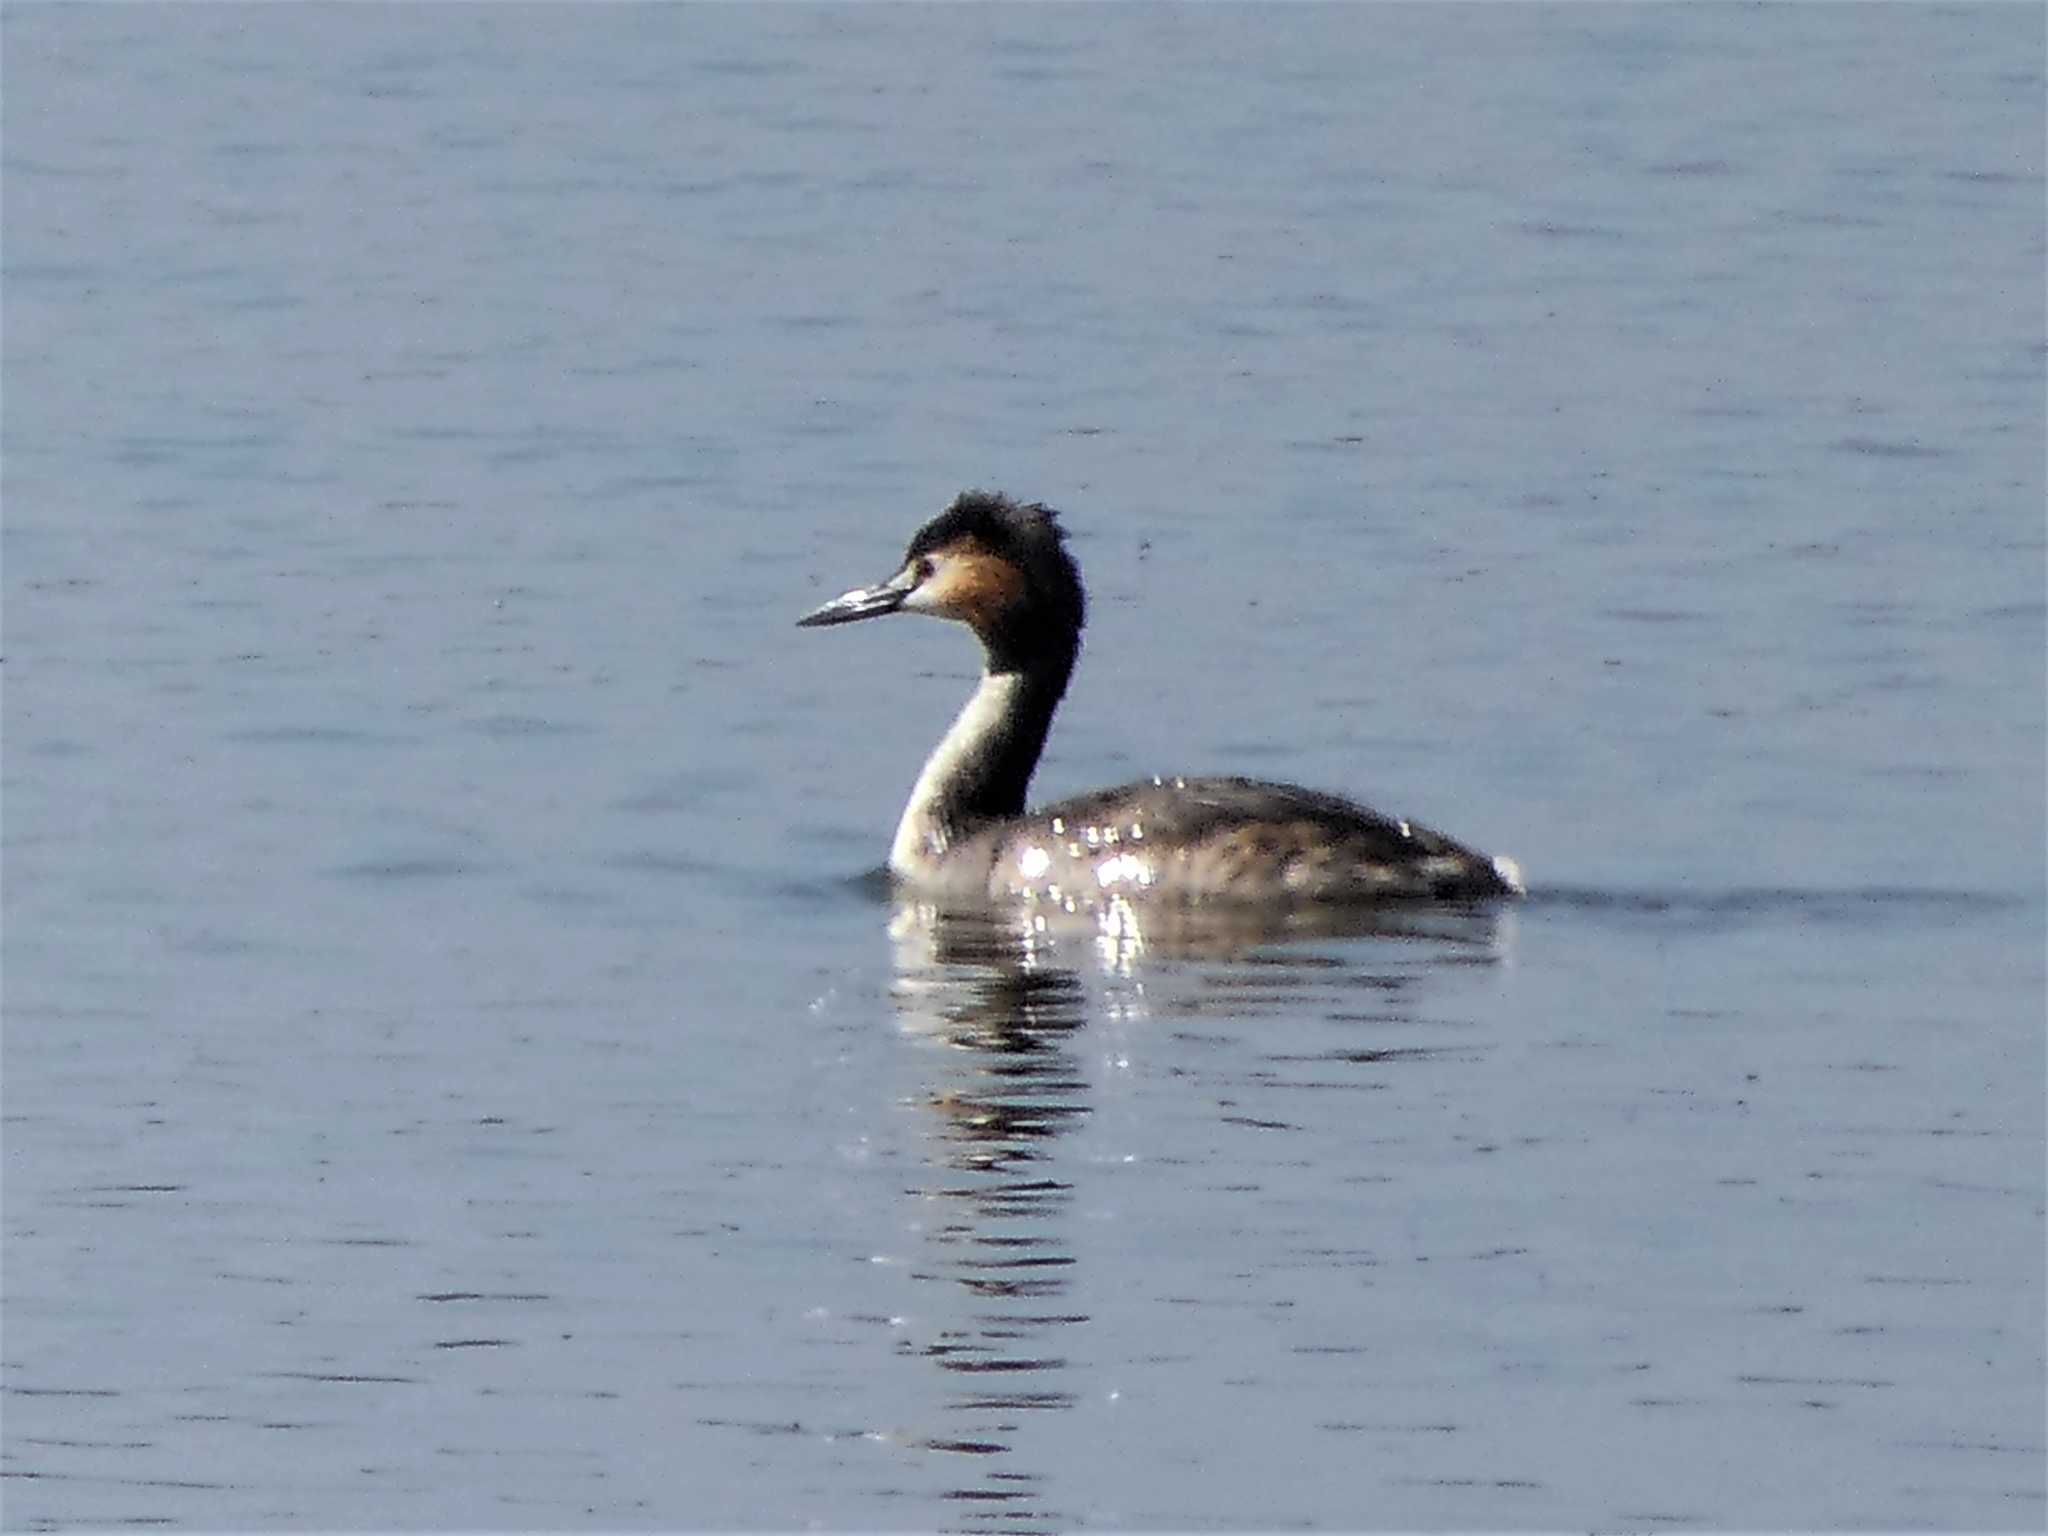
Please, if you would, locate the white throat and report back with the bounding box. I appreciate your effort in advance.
[889,670,1030,879]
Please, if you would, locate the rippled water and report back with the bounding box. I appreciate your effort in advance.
[5,4,2041,1530]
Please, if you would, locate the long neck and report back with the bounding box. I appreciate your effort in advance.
[889,649,1073,881]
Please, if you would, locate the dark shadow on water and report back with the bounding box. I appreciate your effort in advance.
[1532,884,2035,931]
[785,866,2038,949]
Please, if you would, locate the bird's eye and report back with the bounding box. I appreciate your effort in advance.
[913,557,936,583]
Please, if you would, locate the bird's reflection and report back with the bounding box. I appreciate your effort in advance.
[882,902,1094,1528]
[895,890,1514,976]
[876,894,1513,1528]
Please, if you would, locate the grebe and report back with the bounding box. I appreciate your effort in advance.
[798,491,1524,905]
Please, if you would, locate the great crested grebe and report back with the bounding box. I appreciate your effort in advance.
[798,491,1524,905]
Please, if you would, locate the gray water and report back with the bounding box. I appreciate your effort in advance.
[4,4,2042,1530]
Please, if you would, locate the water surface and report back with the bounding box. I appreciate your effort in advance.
[5,4,2041,1529]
